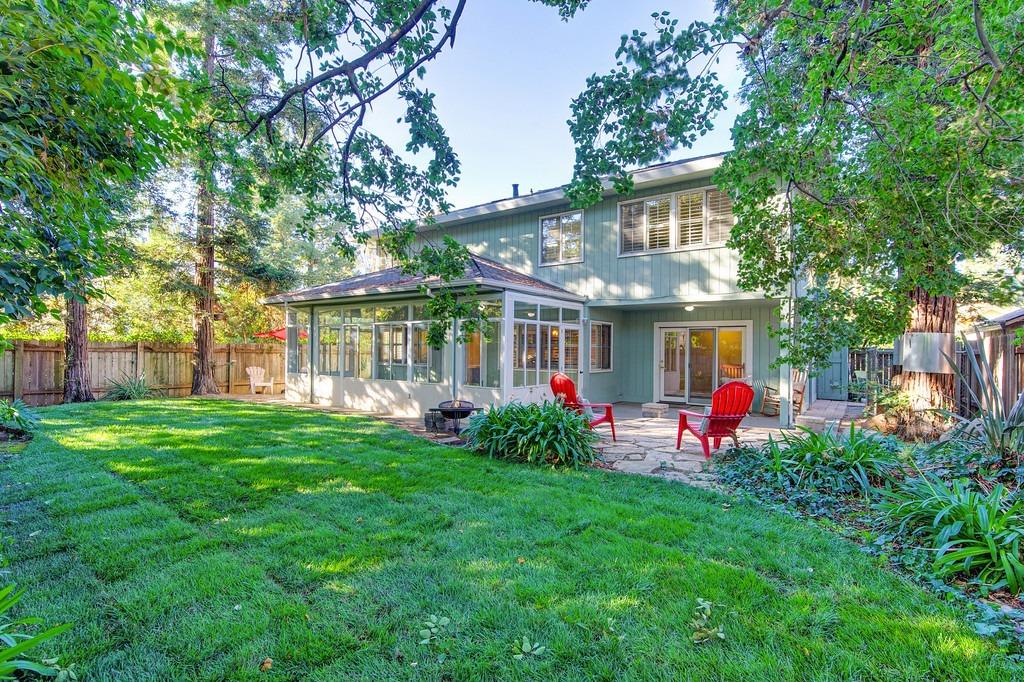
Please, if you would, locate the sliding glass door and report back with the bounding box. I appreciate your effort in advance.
[658,325,749,403]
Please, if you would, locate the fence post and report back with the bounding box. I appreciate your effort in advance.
[135,340,144,379]
[12,341,24,400]
[226,343,234,394]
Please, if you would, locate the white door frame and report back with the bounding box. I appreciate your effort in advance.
[653,320,754,404]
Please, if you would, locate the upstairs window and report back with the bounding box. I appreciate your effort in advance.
[619,187,734,255]
[539,210,583,265]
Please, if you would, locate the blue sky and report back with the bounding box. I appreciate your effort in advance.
[369,1,742,210]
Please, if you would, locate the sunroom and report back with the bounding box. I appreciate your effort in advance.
[263,255,586,418]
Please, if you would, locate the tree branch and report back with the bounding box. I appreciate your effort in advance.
[247,0,444,140]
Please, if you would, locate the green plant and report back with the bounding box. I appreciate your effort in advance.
[417,614,450,646]
[940,337,1024,467]
[876,476,1024,595]
[1,584,71,678]
[512,636,545,660]
[873,386,913,422]
[462,401,598,468]
[103,373,158,401]
[718,424,900,515]
[0,400,38,434]
[785,424,901,497]
[689,598,727,644]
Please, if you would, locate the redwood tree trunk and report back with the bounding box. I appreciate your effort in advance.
[900,286,956,411]
[63,296,94,403]
[191,26,219,396]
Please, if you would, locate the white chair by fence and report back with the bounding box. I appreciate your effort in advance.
[245,366,274,395]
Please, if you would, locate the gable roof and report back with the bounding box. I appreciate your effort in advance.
[263,254,582,305]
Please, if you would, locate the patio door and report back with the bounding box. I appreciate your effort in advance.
[658,325,749,403]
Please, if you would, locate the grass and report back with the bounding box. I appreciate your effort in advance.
[1,399,1020,680]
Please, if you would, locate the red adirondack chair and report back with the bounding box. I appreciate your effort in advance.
[676,381,754,458]
[550,372,616,441]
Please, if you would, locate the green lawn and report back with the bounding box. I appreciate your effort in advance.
[1,400,1018,680]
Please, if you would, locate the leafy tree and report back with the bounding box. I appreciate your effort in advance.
[0,0,191,401]
[193,0,589,352]
[0,0,189,323]
[568,0,1024,413]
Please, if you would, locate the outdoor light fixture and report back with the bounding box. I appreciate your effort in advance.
[684,305,696,312]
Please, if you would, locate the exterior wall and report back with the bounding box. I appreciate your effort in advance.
[583,301,782,407]
[419,176,750,305]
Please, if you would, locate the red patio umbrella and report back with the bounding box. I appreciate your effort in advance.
[254,327,306,342]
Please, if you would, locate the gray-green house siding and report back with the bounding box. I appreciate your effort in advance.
[419,176,755,305]
[413,170,795,418]
[586,302,781,405]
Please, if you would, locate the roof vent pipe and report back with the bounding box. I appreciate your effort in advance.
[512,183,519,198]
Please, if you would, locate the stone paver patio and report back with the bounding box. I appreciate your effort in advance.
[591,403,782,489]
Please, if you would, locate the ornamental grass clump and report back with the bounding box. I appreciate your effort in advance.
[103,372,159,401]
[462,401,598,468]
[876,476,1024,595]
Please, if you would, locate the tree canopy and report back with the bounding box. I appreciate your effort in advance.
[0,0,191,322]
[568,0,1024,368]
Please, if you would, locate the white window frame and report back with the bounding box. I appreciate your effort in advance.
[505,294,584,390]
[617,185,734,257]
[589,320,613,373]
[538,209,585,267]
[652,320,754,404]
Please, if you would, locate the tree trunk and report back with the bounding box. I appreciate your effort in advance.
[63,296,94,403]
[899,286,956,411]
[191,26,220,395]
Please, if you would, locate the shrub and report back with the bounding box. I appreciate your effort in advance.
[462,401,598,467]
[718,424,901,515]
[876,476,1024,594]
[940,335,1024,467]
[103,372,158,401]
[0,399,38,435]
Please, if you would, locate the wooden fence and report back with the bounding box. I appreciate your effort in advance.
[0,341,285,406]
[849,333,1022,417]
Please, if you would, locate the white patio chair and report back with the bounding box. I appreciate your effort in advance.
[245,366,275,394]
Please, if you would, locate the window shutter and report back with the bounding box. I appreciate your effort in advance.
[676,191,704,246]
[646,197,671,250]
[560,212,582,261]
[540,216,560,263]
[707,189,734,243]
[620,201,644,253]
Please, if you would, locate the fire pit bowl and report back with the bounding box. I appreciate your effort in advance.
[436,399,476,434]
[437,399,475,420]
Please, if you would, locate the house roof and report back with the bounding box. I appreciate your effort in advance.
[979,307,1024,330]
[263,254,582,305]
[418,151,728,230]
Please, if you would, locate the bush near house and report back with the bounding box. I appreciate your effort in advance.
[462,401,598,468]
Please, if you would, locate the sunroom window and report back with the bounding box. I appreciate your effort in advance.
[411,304,443,384]
[463,301,502,388]
[343,307,373,379]
[286,309,310,373]
[316,310,342,376]
[512,302,582,388]
[539,210,584,265]
[619,187,734,255]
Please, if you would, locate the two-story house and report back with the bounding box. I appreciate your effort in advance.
[264,152,803,424]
